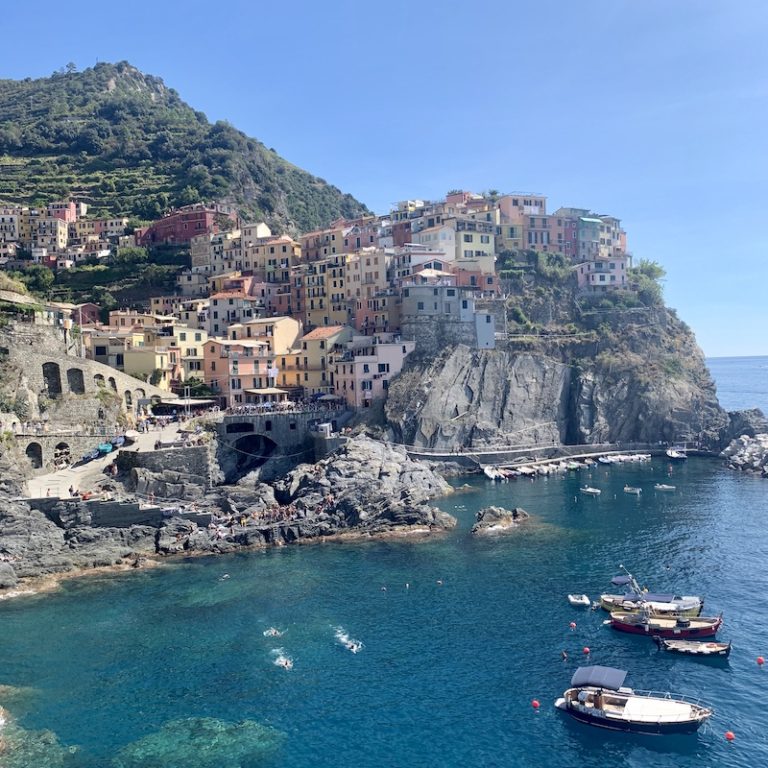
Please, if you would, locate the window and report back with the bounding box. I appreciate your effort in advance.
[378,363,389,373]
[463,234,472,243]
[211,361,216,371]
[417,302,424,310]
[485,315,491,323]
[462,300,468,309]
[447,288,456,296]
[195,333,201,341]
[480,235,490,244]
[363,364,370,373]
[179,332,187,341]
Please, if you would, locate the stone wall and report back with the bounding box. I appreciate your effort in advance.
[400,316,479,356]
[0,323,170,432]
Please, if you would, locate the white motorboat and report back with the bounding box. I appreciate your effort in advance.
[654,483,676,491]
[568,594,591,607]
[623,486,642,495]
[665,447,688,461]
[580,486,601,496]
[555,666,713,734]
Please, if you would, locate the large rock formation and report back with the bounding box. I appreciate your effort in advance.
[471,506,529,535]
[386,308,753,453]
[721,434,768,476]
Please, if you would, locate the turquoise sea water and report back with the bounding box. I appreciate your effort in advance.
[1,362,768,767]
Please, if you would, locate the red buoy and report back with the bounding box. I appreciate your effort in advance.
[582,646,591,655]
[531,699,540,709]
[569,621,577,630]
[725,731,735,741]
[757,656,765,665]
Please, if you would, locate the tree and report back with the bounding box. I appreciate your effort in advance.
[12,265,54,296]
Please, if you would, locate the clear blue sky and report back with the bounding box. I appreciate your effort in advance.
[2,0,767,356]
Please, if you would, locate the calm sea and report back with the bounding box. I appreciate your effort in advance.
[707,356,768,415]
[0,359,767,767]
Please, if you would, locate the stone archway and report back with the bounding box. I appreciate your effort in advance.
[54,441,71,469]
[67,367,85,394]
[232,434,277,476]
[108,376,117,391]
[42,362,62,397]
[25,442,42,469]
[124,390,133,408]
[94,373,105,388]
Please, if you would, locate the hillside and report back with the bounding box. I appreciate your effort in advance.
[0,61,369,233]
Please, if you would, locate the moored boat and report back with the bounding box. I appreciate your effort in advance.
[568,594,591,607]
[623,485,642,495]
[600,571,703,616]
[654,483,676,491]
[554,665,713,734]
[580,486,601,496]
[666,447,688,461]
[653,637,732,657]
[610,610,722,638]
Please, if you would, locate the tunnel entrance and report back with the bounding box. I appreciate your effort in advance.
[231,434,278,478]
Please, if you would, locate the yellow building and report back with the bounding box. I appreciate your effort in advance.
[278,325,353,395]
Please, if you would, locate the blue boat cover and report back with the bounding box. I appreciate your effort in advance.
[571,666,628,690]
[610,575,632,586]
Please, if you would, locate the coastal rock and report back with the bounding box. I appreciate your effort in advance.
[721,433,768,475]
[111,716,285,768]
[471,506,529,535]
[270,436,456,536]
[386,309,738,453]
[0,562,18,588]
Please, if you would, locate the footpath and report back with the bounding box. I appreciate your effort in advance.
[26,422,184,499]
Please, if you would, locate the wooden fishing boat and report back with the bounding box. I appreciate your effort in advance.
[600,572,703,616]
[610,610,722,639]
[653,637,732,657]
[554,666,713,734]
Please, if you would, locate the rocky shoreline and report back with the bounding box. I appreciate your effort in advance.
[0,437,456,599]
[721,433,768,477]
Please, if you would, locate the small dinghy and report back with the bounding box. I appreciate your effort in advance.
[654,483,676,491]
[623,486,642,495]
[568,594,591,607]
[653,637,731,657]
[580,486,601,496]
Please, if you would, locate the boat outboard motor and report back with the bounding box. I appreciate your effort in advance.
[675,617,691,628]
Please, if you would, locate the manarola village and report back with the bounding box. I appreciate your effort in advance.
[0,3,766,767]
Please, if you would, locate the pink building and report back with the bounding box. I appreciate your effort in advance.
[332,333,415,408]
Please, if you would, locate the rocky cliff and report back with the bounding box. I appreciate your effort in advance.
[386,307,756,452]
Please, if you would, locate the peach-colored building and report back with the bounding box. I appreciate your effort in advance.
[203,338,273,408]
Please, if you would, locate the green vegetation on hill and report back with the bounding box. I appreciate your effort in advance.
[0,61,369,233]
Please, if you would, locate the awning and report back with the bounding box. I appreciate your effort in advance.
[159,398,215,406]
[318,394,341,401]
[244,387,288,395]
[570,666,627,691]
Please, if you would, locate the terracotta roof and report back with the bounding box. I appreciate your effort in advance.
[301,325,347,340]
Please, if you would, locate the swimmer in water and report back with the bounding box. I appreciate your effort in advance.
[436,580,443,586]
[276,657,293,670]
[263,627,284,638]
